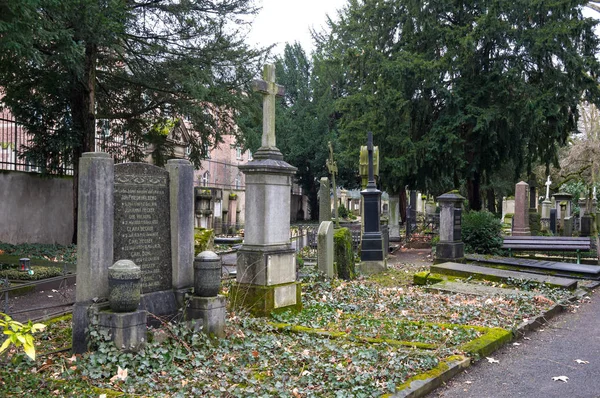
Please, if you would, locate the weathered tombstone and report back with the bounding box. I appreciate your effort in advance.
[388,194,401,241]
[319,177,331,224]
[326,142,340,228]
[512,181,531,236]
[409,190,418,227]
[563,216,573,237]
[550,208,557,234]
[581,215,592,237]
[317,221,334,278]
[73,155,195,354]
[435,192,465,263]
[501,197,515,222]
[359,131,386,274]
[528,176,537,209]
[233,64,300,316]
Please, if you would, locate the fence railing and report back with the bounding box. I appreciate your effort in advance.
[0,114,143,174]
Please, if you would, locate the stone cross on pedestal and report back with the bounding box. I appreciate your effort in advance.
[252,64,285,160]
[326,142,339,228]
[545,176,552,200]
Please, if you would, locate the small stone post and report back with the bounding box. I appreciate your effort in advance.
[72,152,114,354]
[435,192,465,264]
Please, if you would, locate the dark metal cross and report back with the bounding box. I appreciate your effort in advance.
[252,64,285,149]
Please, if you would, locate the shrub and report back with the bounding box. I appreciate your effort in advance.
[462,210,503,254]
[0,266,63,281]
[194,228,214,255]
[337,204,349,219]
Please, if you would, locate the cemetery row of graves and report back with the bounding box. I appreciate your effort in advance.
[0,65,597,396]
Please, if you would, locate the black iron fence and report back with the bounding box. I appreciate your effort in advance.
[0,114,142,174]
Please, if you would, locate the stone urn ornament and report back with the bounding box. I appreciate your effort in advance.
[108,260,141,312]
[194,251,222,297]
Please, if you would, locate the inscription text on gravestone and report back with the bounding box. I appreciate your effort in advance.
[114,163,172,293]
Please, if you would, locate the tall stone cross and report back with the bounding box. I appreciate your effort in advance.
[253,64,285,159]
[545,175,552,200]
[326,141,340,228]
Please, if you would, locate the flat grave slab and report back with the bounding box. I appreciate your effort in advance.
[430,262,578,290]
[466,254,600,279]
[425,280,536,297]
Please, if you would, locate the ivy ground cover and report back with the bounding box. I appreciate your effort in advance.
[0,264,568,397]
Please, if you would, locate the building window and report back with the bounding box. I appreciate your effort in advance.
[236,146,243,160]
[202,171,210,187]
[235,173,242,190]
[203,143,211,159]
[247,150,253,161]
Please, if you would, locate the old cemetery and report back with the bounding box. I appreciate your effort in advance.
[0,69,597,397]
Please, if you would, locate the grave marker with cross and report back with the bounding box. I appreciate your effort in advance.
[252,64,285,160]
[326,142,340,228]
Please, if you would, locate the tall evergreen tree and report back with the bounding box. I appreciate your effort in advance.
[0,0,266,241]
[318,0,600,209]
[274,43,338,220]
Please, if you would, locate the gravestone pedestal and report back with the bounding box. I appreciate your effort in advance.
[435,192,465,264]
[541,199,551,219]
[98,310,147,351]
[581,215,592,237]
[186,295,226,338]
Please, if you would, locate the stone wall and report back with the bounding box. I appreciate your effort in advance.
[0,171,74,244]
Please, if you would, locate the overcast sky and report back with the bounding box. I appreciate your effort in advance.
[246,0,348,55]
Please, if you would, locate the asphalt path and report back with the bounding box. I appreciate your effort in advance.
[429,291,600,398]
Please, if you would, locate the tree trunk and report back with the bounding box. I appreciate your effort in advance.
[467,171,482,211]
[486,188,496,213]
[70,43,98,243]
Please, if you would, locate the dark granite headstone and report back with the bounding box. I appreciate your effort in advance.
[114,163,172,294]
[550,209,557,234]
[581,215,591,237]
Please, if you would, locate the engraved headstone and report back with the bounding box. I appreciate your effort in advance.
[114,163,173,293]
[435,192,465,263]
